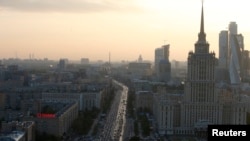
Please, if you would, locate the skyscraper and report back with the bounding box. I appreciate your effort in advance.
[154,44,171,82]
[228,22,243,84]
[183,3,219,129]
[219,30,228,69]
[218,22,250,83]
[229,22,237,35]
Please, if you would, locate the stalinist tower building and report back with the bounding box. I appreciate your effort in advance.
[182,3,220,133]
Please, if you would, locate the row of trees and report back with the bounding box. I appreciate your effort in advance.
[71,107,100,135]
[71,83,117,136]
[36,132,61,141]
[102,86,115,113]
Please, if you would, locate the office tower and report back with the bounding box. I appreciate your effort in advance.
[155,44,171,82]
[229,22,237,35]
[216,30,230,82]
[241,50,250,79]
[228,22,243,84]
[155,47,164,74]
[158,60,171,82]
[219,30,228,69]
[162,44,170,61]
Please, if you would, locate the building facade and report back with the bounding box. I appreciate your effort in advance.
[135,91,153,111]
[219,30,228,69]
[153,4,249,136]
[42,92,101,111]
[183,4,219,134]
[227,22,246,84]
[23,101,78,137]
[155,44,171,82]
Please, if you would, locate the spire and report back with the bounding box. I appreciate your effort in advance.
[195,0,209,54]
[198,0,206,42]
[200,1,204,34]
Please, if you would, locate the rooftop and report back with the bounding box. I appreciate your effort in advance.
[0,131,25,141]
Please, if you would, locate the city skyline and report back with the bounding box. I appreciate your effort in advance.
[0,0,250,62]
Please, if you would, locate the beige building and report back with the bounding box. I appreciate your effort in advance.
[23,101,78,137]
[153,87,182,135]
[154,85,249,135]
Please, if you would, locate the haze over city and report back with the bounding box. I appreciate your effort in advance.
[2,1,250,140]
[0,0,250,61]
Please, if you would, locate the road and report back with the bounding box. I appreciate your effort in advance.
[99,80,128,141]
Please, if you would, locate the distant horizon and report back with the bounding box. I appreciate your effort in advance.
[0,56,189,63]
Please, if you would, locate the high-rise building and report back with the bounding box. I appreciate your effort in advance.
[217,30,230,82]
[154,44,171,82]
[183,3,219,129]
[241,50,250,80]
[229,22,237,35]
[155,47,164,73]
[218,22,249,83]
[219,30,228,69]
[58,58,68,70]
[228,22,243,84]
[218,21,250,83]
[153,3,249,137]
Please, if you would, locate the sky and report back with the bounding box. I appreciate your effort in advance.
[0,0,250,62]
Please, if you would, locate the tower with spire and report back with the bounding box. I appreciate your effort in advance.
[185,2,216,103]
[194,3,209,54]
[182,1,219,132]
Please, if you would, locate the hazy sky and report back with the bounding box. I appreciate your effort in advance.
[0,0,249,62]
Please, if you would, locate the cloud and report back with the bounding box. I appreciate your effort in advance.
[0,0,139,13]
